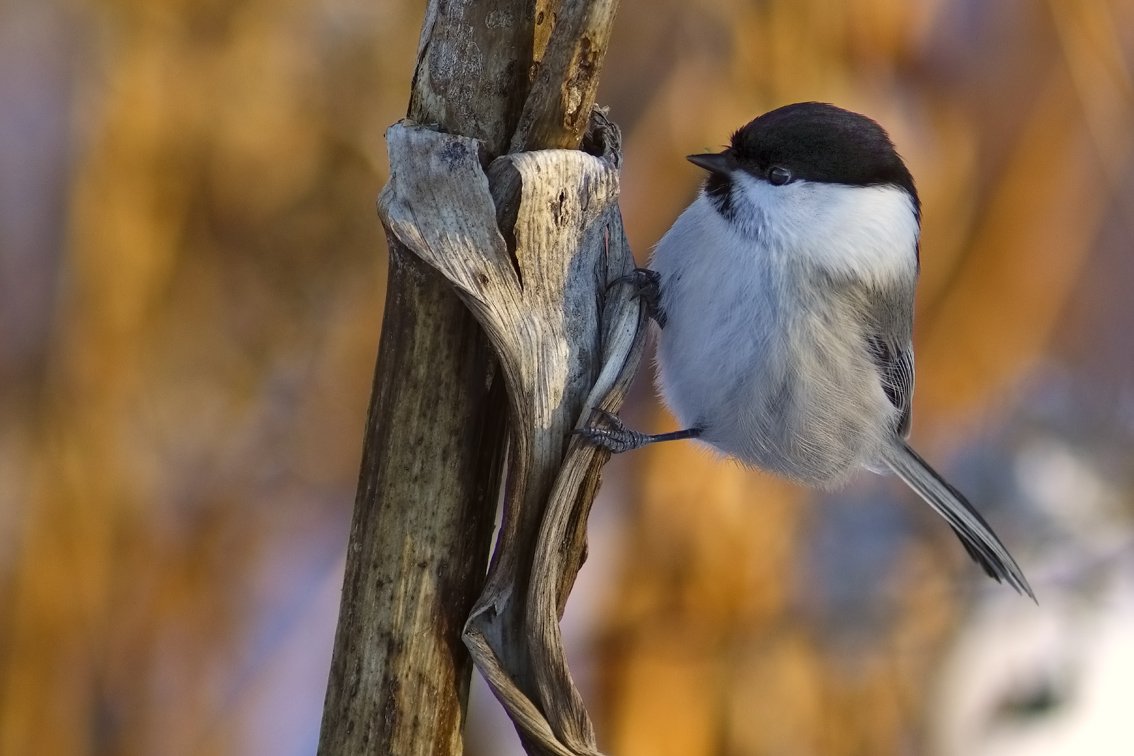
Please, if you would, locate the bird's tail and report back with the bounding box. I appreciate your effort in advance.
[881,439,1035,600]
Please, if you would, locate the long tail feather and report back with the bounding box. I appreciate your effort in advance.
[881,439,1035,600]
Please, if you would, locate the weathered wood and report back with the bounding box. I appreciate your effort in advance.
[408,0,536,155]
[380,114,643,756]
[316,250,507,755]
[319,1,626,753]
[317,1,533,754]
[510,0,621,151]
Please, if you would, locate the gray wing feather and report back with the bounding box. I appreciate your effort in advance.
[822,272,916,436]
[868,336,914,437]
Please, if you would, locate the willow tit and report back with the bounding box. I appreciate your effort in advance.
[583,102,1033,598]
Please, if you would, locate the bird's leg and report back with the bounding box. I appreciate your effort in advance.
[575,408,701,453]
[610,268,666,328]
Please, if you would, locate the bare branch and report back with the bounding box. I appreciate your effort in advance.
[320,2,627,753]
[380,115,643,755]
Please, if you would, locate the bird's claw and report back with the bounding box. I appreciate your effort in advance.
[608,268,666,328]
[574,408,653,454]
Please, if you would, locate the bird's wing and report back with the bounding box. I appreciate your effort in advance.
[823,271,916,436]
[867,335,914,437]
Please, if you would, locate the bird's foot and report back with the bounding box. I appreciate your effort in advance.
[609,268,666,328]
[575,408,655,454]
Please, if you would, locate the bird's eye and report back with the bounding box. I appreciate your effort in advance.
[767,166,792,186]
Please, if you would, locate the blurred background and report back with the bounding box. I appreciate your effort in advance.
[2,0,1133,754]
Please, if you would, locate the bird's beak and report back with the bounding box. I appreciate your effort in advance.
[687,151,735,176]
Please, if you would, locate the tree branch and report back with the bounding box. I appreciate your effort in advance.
[319,2,627,754]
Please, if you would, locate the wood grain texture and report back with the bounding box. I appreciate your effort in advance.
[320,1,625,753]
[409,0,535,156]
[316,249,507,755]
[510,0,622,151]
[380,115,643,755]
[318,1,533,753]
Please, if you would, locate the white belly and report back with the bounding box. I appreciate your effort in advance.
[649,197,900,485]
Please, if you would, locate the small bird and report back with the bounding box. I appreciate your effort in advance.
[582,102,1033,598]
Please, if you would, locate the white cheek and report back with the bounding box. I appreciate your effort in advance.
[731,174,919,283]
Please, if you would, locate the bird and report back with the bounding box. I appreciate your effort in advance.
[580,102,1033,599]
